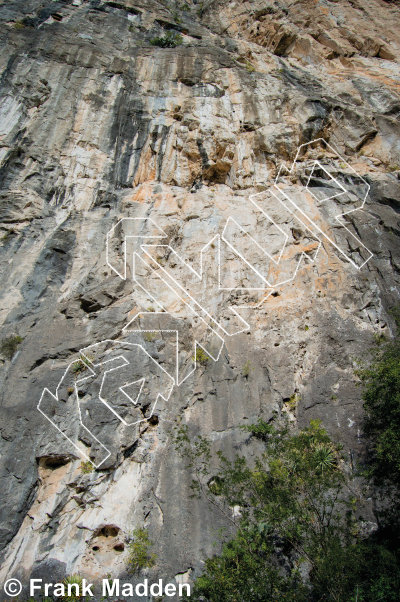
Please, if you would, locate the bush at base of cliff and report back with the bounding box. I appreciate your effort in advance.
[358,308,400,489]
[175,418,400,602]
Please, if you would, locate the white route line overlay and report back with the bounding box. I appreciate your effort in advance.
[37,341,174,469]
[273,138,372,269]
[39,139,373,466]
[123,309,225,387]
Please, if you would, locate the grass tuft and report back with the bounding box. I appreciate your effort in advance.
[242,361,252,377]
[0,335,23,360]
[80,460,94,474]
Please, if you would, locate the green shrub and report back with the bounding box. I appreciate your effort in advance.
[193,347,209,366]
[127,527,156,573]
[0,335,23,360]
[13,20,25,29]
[144,332,157,342]
[175,419,400,602]
[150,31,183,48]
[357,308,400,486]
[80,461,93,474]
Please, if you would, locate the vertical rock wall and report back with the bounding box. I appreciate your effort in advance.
[0,0,400,595]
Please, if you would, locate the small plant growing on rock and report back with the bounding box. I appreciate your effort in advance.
[193,347,209,366]
[0,335,23,360]
[144,332,157,342]
[72,354,93,376]
[242,360,252,377]
[150,31,183,48]
[62,575,83,601]
[13,20,25,29]
[127,527,157,573]
[287,393,300,412]
[67,386,74,395]
[80,460,94,474]
[312,442,337,475]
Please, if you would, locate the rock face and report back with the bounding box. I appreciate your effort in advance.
[0,0,400,597]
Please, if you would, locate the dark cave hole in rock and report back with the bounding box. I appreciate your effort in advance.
[113,543,124,552]
[140,403,151,417]
[38,456,71,470]
[98,525,120,538]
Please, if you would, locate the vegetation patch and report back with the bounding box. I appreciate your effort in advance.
[80,461,94,474]
[193,347,209,366]
[127,527,157,573]
[242,360,252,377]
[287,392,300,411]
[62,575,83,601]
[71,354,93,376]
[0,335,23,360]
[173,350,400,602]
[357,308,400,489]
[150,31,183,48]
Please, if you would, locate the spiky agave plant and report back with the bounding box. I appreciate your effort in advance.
[63,575,83,601]
[312,443,337,475]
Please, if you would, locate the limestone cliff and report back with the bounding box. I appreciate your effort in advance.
[0,0,400,596]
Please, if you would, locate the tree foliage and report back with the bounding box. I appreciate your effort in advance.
[150,31,183,48]
[358,309,400,487]
[174,417,400,601]
[127,527,156,574]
